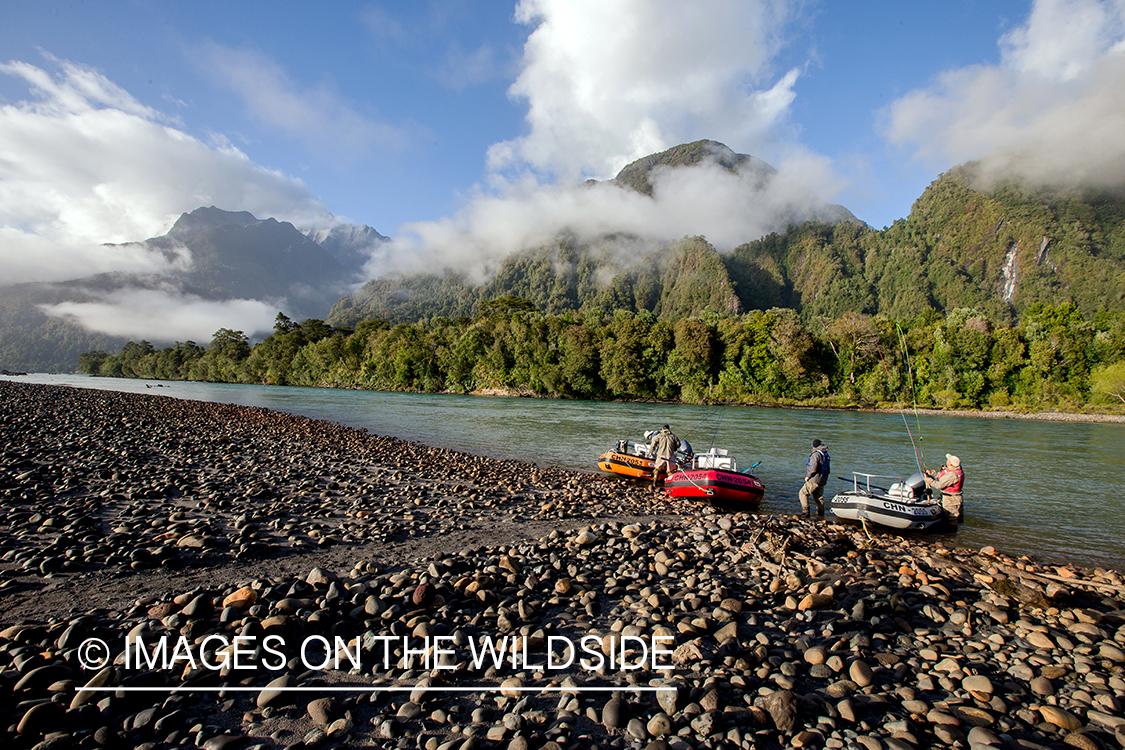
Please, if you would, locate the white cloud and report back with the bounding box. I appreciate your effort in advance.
[196,42,416,159]
[0,56,328,285]
[371,0,847,281]
[41,287,279,342]
[378,151,843,282]
[885,0,1125,191]
[489,0,804,183]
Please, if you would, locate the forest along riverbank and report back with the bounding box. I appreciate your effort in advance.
[1,381,1124,750]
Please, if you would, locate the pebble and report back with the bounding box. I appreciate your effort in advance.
[1,380,1124,750]
[1039,705,1083,731]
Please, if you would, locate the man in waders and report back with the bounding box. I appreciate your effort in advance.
[799,439,830,517]
[925,454,965,524]
[647,425,680,489]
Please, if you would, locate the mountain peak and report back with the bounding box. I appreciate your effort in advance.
[167,206,260,240]
[613,139,776,196]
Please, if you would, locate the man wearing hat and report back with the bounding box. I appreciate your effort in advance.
[799,439,831,517]
[925,454,965,523]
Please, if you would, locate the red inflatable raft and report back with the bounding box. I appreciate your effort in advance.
[664,449,764,508]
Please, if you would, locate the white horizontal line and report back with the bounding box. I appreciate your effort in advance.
[92,685,674,693]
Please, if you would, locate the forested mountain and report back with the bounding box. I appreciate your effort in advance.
[0,282,127,373]
[329,163,1125,329]
[328,140,862,327]
[12,141,1125,376]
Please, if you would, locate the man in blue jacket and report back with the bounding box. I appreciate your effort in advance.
[799,439,830,517]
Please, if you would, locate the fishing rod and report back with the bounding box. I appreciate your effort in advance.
[895,323,927,476]
[874,324,926,477]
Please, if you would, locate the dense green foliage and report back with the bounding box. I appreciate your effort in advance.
[83,301,1125,413]
[66,162,1125,414]
[330,168,1125,332]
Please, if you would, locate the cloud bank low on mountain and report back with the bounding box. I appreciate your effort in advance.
[45,287,279,342]
[0,207,388,371]
[375,140,858,283]
[34,208,387,342]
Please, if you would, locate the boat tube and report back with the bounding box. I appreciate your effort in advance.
[829,472,948,530]
[664,449,764,508]
[597,439,691,480]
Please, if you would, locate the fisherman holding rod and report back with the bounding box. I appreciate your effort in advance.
[925,453,965,524]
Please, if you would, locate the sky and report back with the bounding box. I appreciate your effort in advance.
[3,0,1125,340]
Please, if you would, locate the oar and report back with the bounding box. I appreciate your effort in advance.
[741,461,761,474]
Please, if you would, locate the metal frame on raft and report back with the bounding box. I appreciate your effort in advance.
[845,472,902,494]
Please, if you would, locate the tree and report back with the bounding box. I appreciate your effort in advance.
[211,329,251,360]
[667,318,715,401]
[274,312,297,334]
[477,295,538,318]
[559,324,600,396]
[78,350,110,375]
[823,312,879,391]
[1091,362,1125,403]
[600,311,651,399]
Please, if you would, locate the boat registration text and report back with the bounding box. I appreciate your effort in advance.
[880,500,938,516]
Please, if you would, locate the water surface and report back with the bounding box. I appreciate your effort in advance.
[8,373,1123,571]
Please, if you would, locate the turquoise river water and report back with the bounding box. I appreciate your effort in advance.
[6,373,1124,572]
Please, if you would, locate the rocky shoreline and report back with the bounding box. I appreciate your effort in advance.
[1,380,1123,750]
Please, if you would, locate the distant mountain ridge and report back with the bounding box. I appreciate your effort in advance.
[137,208,349,308]
[0,207,384,372]
[166,206,259,240]
[305,222,388,278]
[328,140,868,327]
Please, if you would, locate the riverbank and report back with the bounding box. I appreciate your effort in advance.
[54,372,1125,425]
[1,380,1124,750]
[469,385,1125,425]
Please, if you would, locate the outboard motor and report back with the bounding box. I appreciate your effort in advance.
[904,472,928,499]
[887,472,929,501]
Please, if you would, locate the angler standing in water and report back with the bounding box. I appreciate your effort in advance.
[926,454,965,524]
[799,439,831,517]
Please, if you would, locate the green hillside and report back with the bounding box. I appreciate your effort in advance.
[330,164,1125,329]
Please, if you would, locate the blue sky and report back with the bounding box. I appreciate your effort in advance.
[3,0,1124,339]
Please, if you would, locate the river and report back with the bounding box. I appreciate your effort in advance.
[7,373,1124,572]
